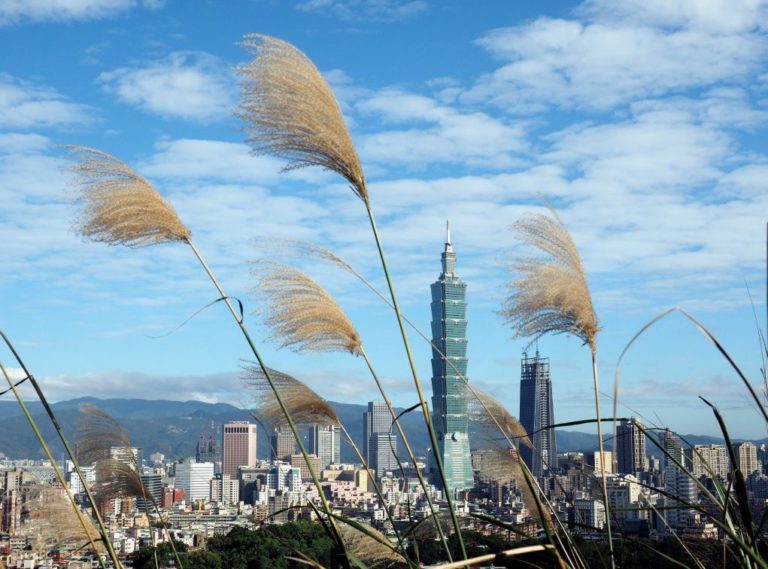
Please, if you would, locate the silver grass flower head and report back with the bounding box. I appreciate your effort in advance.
[245,365,339,429]
[66,145,191,247]
[76,404,135,466]
[252,260,362,355]
[338,524,405,567]
[237,34,368,201]
[468,389,532,449]
[501,208,599,353]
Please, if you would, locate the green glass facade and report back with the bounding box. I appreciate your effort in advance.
[430,223,473,495]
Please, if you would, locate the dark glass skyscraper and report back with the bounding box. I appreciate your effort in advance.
[430,222,473,495]
[519,352,556,478]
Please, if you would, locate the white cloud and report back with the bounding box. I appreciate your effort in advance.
[0,73,94,128]
[296,0,426,22]
[98,52,235,122]
[0,0,163,25]
[356,89,528,169]
[467,5,768,112]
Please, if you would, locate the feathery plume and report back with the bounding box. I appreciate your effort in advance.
[245,366,338,429]
[252,261,362,355]
[66,145,191,247]
[26,488,103,550]
[237,34,367,201]
[76,405,152,506]
[339,524,404,568]
[501,208,598,352]
[468,390,531,449]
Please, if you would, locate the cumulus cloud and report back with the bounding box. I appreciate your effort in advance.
[0,73,94,128]
[98,52,235,121]
[467,1,768,112]
[0,0,163,25]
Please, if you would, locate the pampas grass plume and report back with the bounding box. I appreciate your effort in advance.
[237,34,367,201]
[66,145,190,247]
[501,208,598,352]
[253,261,362,355]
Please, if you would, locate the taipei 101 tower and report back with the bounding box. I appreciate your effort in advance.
[429,221,473,495]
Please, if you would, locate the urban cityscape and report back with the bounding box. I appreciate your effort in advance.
[3,230,768,568]
[2,0,768,567]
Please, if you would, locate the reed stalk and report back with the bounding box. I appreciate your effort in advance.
[0,330,122,569]
[0,359,110,568]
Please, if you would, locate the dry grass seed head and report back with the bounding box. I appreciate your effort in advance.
[66,145,190,247]
[25,488,103,550]
[76,405,151,505]
[468,390,531,449]
[501,209,598,352]
[253,261,362,355]
[245,366,338,429]
[237,35,367,201]
[338,524,404,567]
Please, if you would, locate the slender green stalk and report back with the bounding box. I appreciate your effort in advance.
[364,203,467,561]
[0,330,122,569]
[591,351,614,567]
[359,347,453,562]
[0,359,110,569]
[185,239,348,566]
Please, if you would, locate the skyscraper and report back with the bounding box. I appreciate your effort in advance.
[661,429,696,529]
[616,417,646,475]
[370,432,398,479]
[519,351,557,478]
[308,424,340,468]
[222,421,258,477]
[735,441,759,476]
[271,427,297,462]
[430,222,473,495]
[363,401,391,464]
[196,421,220,465]
[175,460,214,502]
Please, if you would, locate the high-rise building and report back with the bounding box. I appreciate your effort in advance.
[736,441,759,476]
[222,421,258,477]
[308,424,340,469]
[370,432,398,479]
[267,463,301,493]
[271,427,297,462]
[616,418,646,475]
[661,429,696,529]
[688,444,729,480]
[196,422,220,465]
[175,460,214,502]
[519,351,557,478]
[430,222,473,495]
[210,474,240,504]
[363,401,391,464]
[136,473,162,512]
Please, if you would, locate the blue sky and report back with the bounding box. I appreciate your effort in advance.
[1,0,767,439]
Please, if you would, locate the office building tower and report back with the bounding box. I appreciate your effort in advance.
[430,222,473,494]
[175,460,214,502]
[136,473,162,512]
[196,422,220,465]
[616,418,646,475]
[222,421,258,477]
[519,351,557,478]
[688,444,729,480]
[271,427,297,462]
[267,463,302,493]
[308,424,340,469]
[363,401,391,464]
[370,432,398,479]
[210,474,240,504]
[661,429,696,529]
[736,441,759,476]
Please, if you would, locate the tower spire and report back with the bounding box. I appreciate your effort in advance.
[446,219,451,245]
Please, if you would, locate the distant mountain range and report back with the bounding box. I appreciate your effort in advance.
[0,397,759,462]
